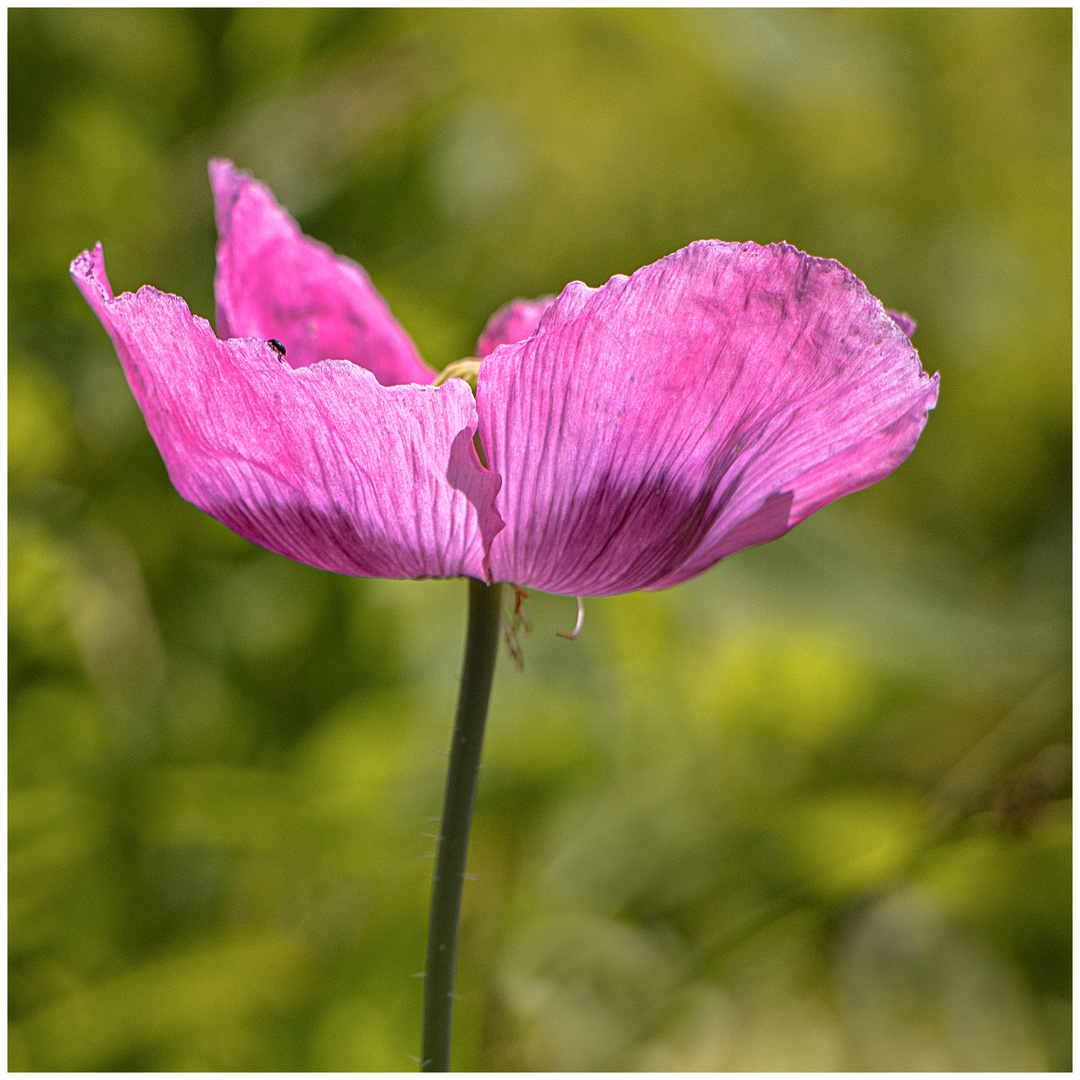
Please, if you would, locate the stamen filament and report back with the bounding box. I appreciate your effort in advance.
[556,595,585,640]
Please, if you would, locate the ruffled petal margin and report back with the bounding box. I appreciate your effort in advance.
[885,309,917,339]
[477,240,939,597]
[209,158,434,387]
[72,245,502,581]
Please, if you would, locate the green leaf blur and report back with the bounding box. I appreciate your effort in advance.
[9,9,1070,1071]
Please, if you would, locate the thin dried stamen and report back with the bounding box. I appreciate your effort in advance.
[556,596,585,640]
[501,585,531,671]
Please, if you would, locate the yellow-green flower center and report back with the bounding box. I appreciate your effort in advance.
[433,358,482,391]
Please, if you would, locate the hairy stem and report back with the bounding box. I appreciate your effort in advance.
[421,578,502,1071]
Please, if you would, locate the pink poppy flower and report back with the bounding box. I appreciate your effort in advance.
[71,160,938,597]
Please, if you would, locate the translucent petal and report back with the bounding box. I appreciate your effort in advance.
[477,241,938,596]
[72,245,502,581]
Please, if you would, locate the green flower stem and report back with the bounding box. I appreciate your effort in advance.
[421,578,502,1071]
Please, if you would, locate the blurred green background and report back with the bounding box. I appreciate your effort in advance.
[8,8,1071,1071]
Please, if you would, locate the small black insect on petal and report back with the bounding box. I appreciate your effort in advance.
[268,339,287,359]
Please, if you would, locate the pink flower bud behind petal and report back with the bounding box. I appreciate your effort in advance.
[476,295,556,358]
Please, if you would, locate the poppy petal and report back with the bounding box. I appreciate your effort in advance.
[477,241,938,596]
[72,245,502,580]
[209,158,434,386]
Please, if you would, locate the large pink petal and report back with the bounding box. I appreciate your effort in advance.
[477,296,555,358]
[477,241,939,596]
[72,245,501,580]
[209,159,434,386]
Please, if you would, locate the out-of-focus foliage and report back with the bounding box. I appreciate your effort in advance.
[8,8,1070,1071]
